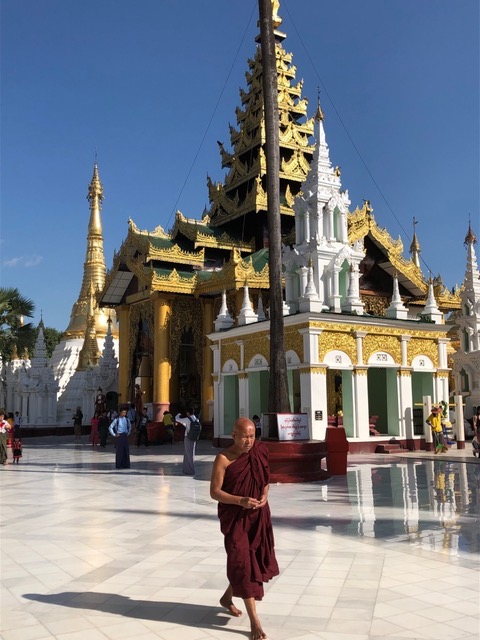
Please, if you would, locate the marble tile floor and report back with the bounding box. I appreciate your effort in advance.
[1,436,479,640]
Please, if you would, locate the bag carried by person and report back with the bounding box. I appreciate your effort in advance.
[187,417,202,441]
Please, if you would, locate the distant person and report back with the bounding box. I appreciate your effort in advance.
[13,411,22,435]
[252,414,262,440]
[175,407,201,475]
[73,407,83,441]
[426,406,448,454]
[98,410,110,448]
[0,410,11,465]
[162,410,175,445]
[126,401,136,426]
[108,406,132,469]
[136,407,150,448]
[94,387,106,417]
[473,406,480,437]
[134,384,144,415]
[12,436,22,464]
[90,415,99,447]
[210,417,279,640]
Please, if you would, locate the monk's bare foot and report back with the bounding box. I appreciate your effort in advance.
[251,623,267,640]
[220,595,242,617]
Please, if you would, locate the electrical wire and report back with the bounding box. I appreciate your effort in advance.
[282,0,438,279]
[166,0,258,229]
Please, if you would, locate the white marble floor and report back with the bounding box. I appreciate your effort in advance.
[1,437,479,640]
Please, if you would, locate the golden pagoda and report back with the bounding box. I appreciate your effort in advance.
[98,1,460,431]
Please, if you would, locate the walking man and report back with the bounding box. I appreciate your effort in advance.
[210,417,279,640]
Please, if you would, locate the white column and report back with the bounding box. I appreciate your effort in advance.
[422,395,433,449]
[401,335,411,367]
[304,209,311,241]
[454,394,465,447]
[285,271,296,307]
[326,204,335,241]
[300,366,328,439]
[354,331,366,364]
[331,266,342,313]
[212,374,221,438]
[437,339,449,369]
[398,370,413,439]
[238,373,248,419]
[353,367,369,438]
[299,327,321,365]
[297,266,308,298]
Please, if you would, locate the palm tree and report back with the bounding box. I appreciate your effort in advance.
[0,287,36,360]
[258,0,290,414]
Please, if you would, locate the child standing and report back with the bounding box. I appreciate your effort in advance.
[13,437,22,463]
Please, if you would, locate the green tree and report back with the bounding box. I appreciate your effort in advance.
[41,326,63,358]
[0,287,36,360]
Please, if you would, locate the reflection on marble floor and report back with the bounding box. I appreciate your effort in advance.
[1,437,479,640]
[315,459,480,562]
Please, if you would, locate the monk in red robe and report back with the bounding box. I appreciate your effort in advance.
[210,417,279,640]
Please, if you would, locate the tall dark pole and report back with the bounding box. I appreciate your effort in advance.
[258,0,290,414]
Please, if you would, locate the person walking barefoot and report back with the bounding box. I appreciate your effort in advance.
[210,417,278,640]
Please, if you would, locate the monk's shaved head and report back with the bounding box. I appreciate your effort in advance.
[233,417,254,434]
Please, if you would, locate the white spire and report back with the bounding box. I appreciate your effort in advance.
[421,281,443,324]
[237,284,258,325]
[386,275,408,320]
[299,261,324,313]
[30,322,47,369]
[214,290,234,331]
[257,293,266,321]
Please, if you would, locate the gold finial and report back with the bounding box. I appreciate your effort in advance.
[464,214,477,246]
[363,199,373,214]
[272,0,282,30]
[410,216,421,253]
[87,161,104,204]
[315,87,324,122]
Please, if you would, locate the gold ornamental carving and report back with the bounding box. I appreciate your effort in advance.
[221,340,241,369]
[354,367,368,376]
[361,295,389,316]
[398,369,412,377]
[128,300,154,372]
[318,331,356,363]
[285,327,303,362]
[170,297,204,378]
[299,366,327,375]
[363,334,402,363]
[244,333,270,368]
[408,338,438,366]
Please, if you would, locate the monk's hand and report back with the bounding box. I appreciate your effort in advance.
[241,496,261,510]
[257,494,268,508]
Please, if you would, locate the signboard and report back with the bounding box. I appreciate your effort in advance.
[315,410,323,421]
[277,413,309,441]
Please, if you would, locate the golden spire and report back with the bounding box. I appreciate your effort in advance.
[464,215,477,246]
[76,282,101,371]
[314,88,324,122]
[409,216,421,269]
[64,162,111,340]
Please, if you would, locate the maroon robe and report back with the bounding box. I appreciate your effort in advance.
[218,441,279,600]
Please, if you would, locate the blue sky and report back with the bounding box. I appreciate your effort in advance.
[1,0,479,331]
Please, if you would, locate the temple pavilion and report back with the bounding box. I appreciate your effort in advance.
[97,2,460,448]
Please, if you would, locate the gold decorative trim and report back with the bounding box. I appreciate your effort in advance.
[354,367,368,376]
[299,366,327,375]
